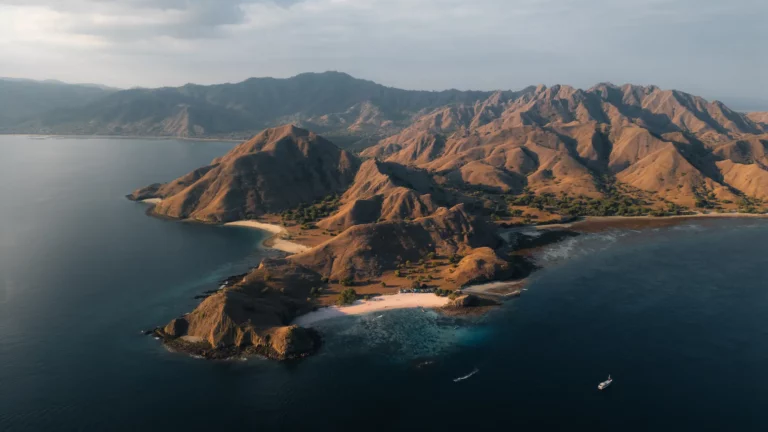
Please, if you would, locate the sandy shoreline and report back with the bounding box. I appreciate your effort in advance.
[134,200,308,254]
[224,220,310,254]
[293,293,451,327]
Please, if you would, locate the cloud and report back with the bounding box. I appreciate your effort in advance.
[0,0,765,98]
[0,0,303,40]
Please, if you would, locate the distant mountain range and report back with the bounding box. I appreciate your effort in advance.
[1,72,503,148]
[0,78,117,127]
[3,72,766,150]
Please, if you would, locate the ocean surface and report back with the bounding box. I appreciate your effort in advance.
[3,136,768,431]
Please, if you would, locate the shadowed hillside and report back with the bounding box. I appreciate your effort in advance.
[0,78,116,127]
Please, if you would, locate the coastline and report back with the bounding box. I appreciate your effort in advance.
[294,293,451,327]
[2,133,243,143]
[537,212,768,231]
[136,199,309,255]
[224,220,310,255]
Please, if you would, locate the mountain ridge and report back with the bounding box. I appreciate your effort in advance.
[8,72,500,145]
[4,72,766,151]
[362,82,768,208]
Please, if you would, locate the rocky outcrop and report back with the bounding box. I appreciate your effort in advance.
[443,294,501,316]
[449,294,481,308]
[445,247,517,287]
[158,259,323,360]
[267,325,318,359]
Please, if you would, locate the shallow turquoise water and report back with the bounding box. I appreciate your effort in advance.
[2,136,768,431]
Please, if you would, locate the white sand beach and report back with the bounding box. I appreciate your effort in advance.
[224,220,310,254]
[141,198,162,204]
[293,293,451,327]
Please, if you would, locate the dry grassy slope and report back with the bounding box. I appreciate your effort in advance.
[746,112,768,131]
[128,125,360,222]
[317,159,444,230]
[363,83,768,206]
[443,247,516,286]
[162,259,321,358]
[291,204,501,282]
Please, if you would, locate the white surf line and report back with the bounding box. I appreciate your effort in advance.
[453,368,479,382]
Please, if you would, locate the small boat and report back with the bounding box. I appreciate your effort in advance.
[453,368,479,382]
[597,375,613,390]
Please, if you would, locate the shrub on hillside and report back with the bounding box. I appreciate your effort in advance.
[337,288,357,306]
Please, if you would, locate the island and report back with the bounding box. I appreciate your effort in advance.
[128,83,768,360]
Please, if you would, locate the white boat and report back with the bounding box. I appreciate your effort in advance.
[453,368,479,382]
[598,375,613,390]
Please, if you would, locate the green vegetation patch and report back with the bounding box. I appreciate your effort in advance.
[281,194,341,226]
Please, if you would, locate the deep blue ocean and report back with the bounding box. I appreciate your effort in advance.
[2,135,768,431]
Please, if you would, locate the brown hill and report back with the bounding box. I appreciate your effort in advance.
[443,247,517,287]
[160,259,322,359]
[317,159,445,230]
[363,84,768,207]
[128,125,360,222]
[291,204,500,282]
[747,112,768,131]
[158,204,505,359]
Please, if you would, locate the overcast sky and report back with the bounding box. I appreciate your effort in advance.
[0,0,766,99]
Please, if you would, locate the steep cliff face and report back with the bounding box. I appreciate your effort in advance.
[129,125,360,222]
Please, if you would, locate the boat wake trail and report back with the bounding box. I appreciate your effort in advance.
[453,368,479,382]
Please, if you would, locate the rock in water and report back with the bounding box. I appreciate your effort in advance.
[267,325,318,359]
